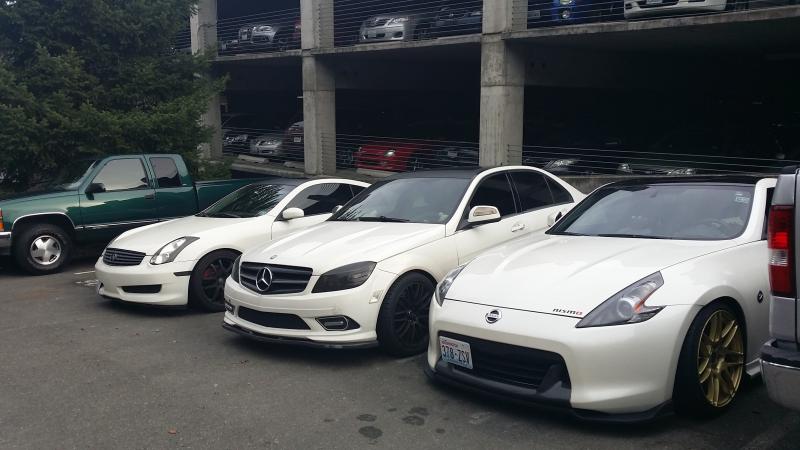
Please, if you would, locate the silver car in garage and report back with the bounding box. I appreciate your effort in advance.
[359,12,428,43]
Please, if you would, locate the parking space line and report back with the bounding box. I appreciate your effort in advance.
[73,270,96,275]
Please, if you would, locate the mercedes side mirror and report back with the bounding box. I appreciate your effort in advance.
[467,205,501,225]
[282,207,305,220]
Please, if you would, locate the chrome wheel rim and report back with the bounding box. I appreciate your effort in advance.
[392,281,432,348]
[697,310,744,408]
[200,258,234,305]
[29,235,62,266]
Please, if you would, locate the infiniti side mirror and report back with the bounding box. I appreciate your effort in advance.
[467,205,501,225]
[282,207,305,220]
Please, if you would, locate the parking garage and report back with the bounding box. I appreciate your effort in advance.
[196,0,800,183]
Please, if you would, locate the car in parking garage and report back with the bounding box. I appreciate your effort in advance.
[359,11,430,43]
[427,176,775,420]
[95,178,368,312]
[623,0,747,19]
[528,0,623,26]
[431,0,483,37]
[222,167,583,356]
[249,132,286,158]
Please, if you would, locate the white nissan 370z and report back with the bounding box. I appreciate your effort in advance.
[223,167,584,356]
[427,176,775,421]
[95,178,368,311]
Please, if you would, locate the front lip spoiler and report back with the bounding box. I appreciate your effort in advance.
[425,362,672,424]
[222,322,379,350]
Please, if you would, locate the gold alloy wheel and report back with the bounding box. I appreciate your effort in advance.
[697,310,745,408]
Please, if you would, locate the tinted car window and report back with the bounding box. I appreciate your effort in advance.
[550,184,755,240]
[200,184,293,218]
[150,157,181,188]
[93,159,148,191]
[287,183,356,216]
[333,177,471,224]
[350,185,366,197]
[511,172,553,212]
[546,177,574,204]
[470,173,516,217]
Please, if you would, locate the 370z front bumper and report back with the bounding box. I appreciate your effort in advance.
[426,298,697,422]
[222,269,397,347]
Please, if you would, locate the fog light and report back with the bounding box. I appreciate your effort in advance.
[561,9,572,19]
[224,299,235,313]
[316,315,360,331]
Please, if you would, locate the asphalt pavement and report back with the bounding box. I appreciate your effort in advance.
[1,256,799,449]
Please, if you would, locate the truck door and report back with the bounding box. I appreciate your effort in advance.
[79,157,157,241]
[147,156,197,220]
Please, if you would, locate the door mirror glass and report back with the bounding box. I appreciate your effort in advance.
[332,205,343,214]
[468,205,501,225]
[547,211,564,227]
[86,183,106,195]
[282,207,305,220]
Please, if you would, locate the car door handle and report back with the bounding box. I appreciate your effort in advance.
[511,223,526,233]
[144,193,155,200]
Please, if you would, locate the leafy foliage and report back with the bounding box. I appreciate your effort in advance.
[0,0,224,189]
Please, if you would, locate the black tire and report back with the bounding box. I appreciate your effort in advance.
[376,272,435,357]
[188,249,239,312]
[674,302,746,418]
[13,223,72,275]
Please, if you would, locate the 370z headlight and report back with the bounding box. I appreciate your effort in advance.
[150,237,199,265]
[435,265,466,306]
[312,262,377,293]
[576,272,665,328]
[231,255,242,284]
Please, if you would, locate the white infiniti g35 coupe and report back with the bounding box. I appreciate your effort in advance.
[427,176,775,421]
[95,178,368,311]
[223,167,583,356]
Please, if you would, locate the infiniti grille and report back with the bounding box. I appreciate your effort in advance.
[103,248,146,266]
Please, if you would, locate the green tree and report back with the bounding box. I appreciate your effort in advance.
[0,0,224,189]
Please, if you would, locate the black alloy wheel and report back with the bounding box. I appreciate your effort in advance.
[189,250,239,312]
[377,273,435,356]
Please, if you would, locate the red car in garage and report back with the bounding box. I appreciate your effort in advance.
[354,141,429,172]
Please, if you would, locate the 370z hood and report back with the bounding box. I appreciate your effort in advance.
[445,234,739,318]
[242,221,445,275]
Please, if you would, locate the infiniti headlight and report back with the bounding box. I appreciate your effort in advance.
[312,262,377,293]
[576,272,665,328]
[435,265,466,306]
[150,237,199,265]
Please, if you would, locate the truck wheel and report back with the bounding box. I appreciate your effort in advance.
[376,273,434,357]
[188,250,239,312]
[13,223,72,275]
[674,302,746,418]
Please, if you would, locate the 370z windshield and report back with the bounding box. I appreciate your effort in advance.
[549,184,756,240]
[332,177,470,224]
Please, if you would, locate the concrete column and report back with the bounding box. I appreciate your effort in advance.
[479,0,526,167]
[301,0,334,50]
[479,39,525,167]
[302,56,337,175]
[193,0,223,159]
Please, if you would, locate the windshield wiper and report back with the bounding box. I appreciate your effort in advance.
[356,216,410,223]
[594,233,672,240]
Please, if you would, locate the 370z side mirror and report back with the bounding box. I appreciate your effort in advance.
[282,207,305,220]
[467,205,501,225]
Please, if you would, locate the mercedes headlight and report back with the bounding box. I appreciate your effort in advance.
[312,262,377,293]
[150,237,199,265]
[435,265,466,306]
[576,272,664,328]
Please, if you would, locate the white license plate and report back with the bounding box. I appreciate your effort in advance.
[293,137,302,143]
[440,336,473,369]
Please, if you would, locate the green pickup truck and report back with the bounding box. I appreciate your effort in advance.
[0,154,258,274]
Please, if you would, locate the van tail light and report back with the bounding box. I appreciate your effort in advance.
[768,205,795,297]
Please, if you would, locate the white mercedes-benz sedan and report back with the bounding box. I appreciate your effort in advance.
[223,167,584,355]
[427,176,775,421]
[95,178,368,311]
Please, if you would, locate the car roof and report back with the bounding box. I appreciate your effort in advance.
[250,177,307,187]
[606,175,772,187]
[383,167,486,180]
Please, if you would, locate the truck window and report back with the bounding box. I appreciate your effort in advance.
[150,157,181,188]
[92,159,149,191]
